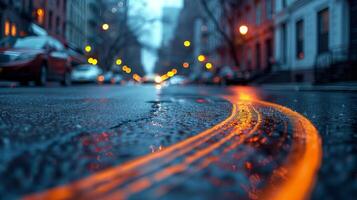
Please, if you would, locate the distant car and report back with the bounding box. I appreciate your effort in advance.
[0,36,72,86]
[168,75,188,85]
[71,64,102,83]
[142,74,162,84]
[110,74,123,84]
[97,71,123,84]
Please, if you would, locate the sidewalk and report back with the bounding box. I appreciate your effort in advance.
[258,82,357,92]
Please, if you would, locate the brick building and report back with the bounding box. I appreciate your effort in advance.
[234,0,275,78]
[32,0,67,42]
[0,0,34,39]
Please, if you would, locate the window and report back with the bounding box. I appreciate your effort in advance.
[266,0,273,19]
[318,8,329,53]
[56,16,60,34]
[265,38,273,69]
[4,20,10,36]
[256,43,261,69]
[296,19,304,59]
[11,24,17,36]
[48,11,53,31]
[256,1,262,25]
[62,23,66,37]
[282,0,287,9]
[281,23,287,63]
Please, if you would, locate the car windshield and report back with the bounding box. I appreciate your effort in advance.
[13,37,47,49]
[0,37,48,49]
[75,65,97,71]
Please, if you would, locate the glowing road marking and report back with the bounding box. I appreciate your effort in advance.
[256,100,322,200]
[24,104,242,200]
[24,90,322,200]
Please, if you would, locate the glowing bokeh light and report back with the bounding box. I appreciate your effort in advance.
[198,55,206,62]
[102,23,110,31]
[85,45,92,53]
[184,40,191,47]
[239,25,249,35]
[205,63,213,70]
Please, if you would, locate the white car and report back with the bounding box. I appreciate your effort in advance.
[71,64,102,83]
[169,75,188,85]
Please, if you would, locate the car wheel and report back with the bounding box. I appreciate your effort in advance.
[35,64,47,86]
[61,71,72,86]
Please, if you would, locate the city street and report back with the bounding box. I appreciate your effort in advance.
[0,85,356,199]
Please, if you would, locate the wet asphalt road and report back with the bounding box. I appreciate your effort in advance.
[0,85,356,199]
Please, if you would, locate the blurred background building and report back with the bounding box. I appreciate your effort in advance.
[272,0,350,83]
[0,0,143,76]
[1,0,356,84]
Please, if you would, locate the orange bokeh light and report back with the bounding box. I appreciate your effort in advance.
[4,20,10,36]
[11,24,17,36]
[183,62,190,68]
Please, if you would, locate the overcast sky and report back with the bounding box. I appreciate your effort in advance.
[129,0,183,74]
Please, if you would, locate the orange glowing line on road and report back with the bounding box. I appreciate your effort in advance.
[24,88,321,200]
[24,105,239,200]
[227,87,321,200]
[256,100,322,200]
[101,104,254,199]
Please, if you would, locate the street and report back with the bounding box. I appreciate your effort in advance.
[0,85,356,199]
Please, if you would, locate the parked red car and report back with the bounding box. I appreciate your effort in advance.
[0,36,72,86]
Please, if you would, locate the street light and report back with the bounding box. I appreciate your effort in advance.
[239,25,249,35]
[116,58,122,65]
[84,45,92,53]
[167,71,174,77]
[183,62,190,68]
[88,57,94,64]
[205,62,213,70]
[102,23,110,31]
[198,55,206,62]
[184,40,191,47]
[92,59,98,65]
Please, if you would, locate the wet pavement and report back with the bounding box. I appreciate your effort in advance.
[0,85,356,199]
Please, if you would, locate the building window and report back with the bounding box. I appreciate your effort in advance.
[56,16,60,34]
[63,23,66,37]
[256,43,261,69]
[4,20,10,36]
[265,38,273,70]
[296,19,304,59]
[256,1,262,25]
[11,24,17,36]
[282,0,287,9]
[48,11,53,31]
[318,8,329,53]
[281,23,287,63]
[36,8,45,25]
[266,0,273,19]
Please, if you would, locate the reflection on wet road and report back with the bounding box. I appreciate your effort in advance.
[24,87,321,200]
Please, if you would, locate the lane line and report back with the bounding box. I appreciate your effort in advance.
[24,104,241,200]
[254,100,322,200]
[101,103,256,199]
[24,95,322,200]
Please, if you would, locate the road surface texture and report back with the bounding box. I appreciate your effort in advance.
[0,85,356,199]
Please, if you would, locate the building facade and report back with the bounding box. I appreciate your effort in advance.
[66,0,87,49]
[32,0,67,42]
[234,0,275,78]
[156,0,204,76]
[274,0,350,82]
[0,0,34,39]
